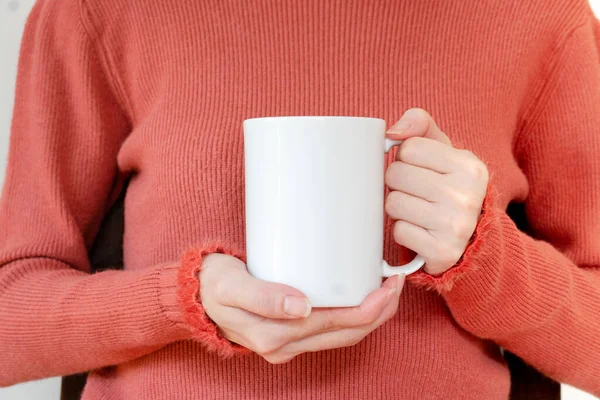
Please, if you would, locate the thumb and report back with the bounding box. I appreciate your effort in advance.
[386,108,452,146]
[217,267,312,319]
[382,274,405,293]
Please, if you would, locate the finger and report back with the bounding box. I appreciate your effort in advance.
[217,268,312,319]
[386,108,452,145]
[385,191,437,229]
[274,279,403,357]
[290,284,396,335]
[385,161,443,201]
[392,220,437,261]
[386,108,451,146]
[395,137,462,173]
[273,275,402,344]
[381,274,404,291]
[245,276,404,355]
[207,305,257,348]
[314,274,402,327]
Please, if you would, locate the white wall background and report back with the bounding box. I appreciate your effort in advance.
[0,0,599,399]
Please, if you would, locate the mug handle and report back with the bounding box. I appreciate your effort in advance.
[381,138,426,277]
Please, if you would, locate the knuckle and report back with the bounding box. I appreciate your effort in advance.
[464,196,482,212]
[212,277,229,303]
[462,155,489,182]
[393,221,407,244]
[471,163,488,182]
[354,306,378,326]
[345,332,367,347]
[385,162,402,186]
[458,148,474,158]
[385,192,401,216]
[363,309,380,325]
[250,335,280,355]
[449,216,473,240]
[407,107,430,120]
[263,353,294,365]
[398,138,420,161]
[450,190,481,213]
[262,354,278,364]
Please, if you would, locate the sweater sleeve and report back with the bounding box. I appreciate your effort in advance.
[409,12,600,396]
[0,0,242,387]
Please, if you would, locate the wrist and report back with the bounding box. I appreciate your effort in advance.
[177,244,250,357]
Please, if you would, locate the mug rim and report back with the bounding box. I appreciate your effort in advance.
[244,116,385,124]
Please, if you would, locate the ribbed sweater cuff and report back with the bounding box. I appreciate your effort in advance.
[173,244,250,357]
[408,184,501,292]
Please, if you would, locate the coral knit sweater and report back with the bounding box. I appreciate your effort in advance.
[1,0,600,398]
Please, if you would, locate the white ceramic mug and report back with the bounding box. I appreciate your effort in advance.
[244,116,424,307]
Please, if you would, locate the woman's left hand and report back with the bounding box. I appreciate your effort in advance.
[384,108,489,276]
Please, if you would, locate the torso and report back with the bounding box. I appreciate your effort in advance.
[80,1,570,398]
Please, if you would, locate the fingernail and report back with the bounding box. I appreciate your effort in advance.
[387,120,411,135]
[284,296,312,318]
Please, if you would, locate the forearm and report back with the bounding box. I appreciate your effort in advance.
[0,258,191,386]
[411,198,600,395]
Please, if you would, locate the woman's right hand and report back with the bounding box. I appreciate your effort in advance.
[199,253,404,364]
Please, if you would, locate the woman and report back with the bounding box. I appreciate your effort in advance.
[1,0,599,398]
